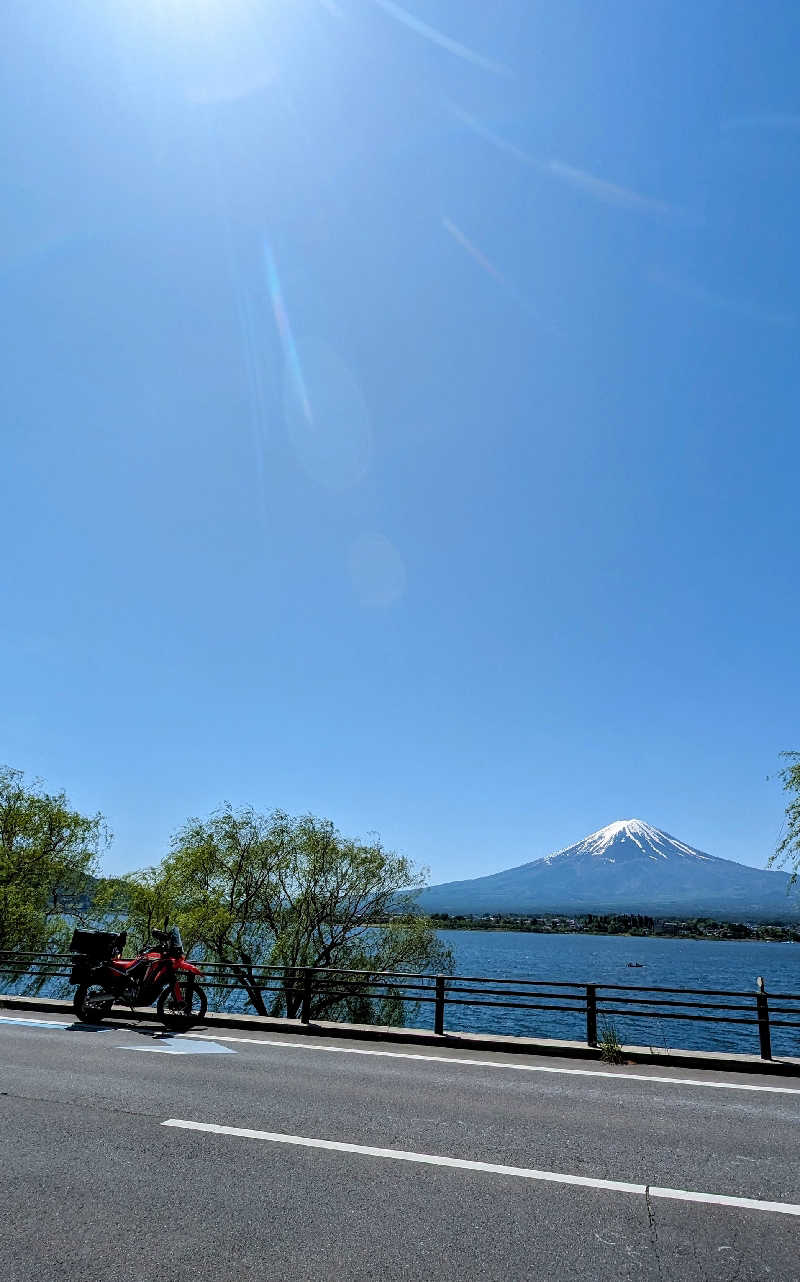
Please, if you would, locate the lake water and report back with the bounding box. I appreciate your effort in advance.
[408,931,800,1056]
[10,929,798,1056]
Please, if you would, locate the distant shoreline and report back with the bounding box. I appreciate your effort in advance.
[419,914,800,943]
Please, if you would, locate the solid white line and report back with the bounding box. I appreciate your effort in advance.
[182,1031,800,1096]
[3,1015,798,1097]
[161,1119,800,1216]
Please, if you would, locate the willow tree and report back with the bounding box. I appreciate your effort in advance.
[769,751,800,888]
[0,765,107,954]
[115,805,451,1022]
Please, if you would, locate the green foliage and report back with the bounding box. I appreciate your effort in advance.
[93,865,179,945]
[769,751,800,887]
[0,765,108,953]
[112,805,452,1021]
[598,1022,624,1065]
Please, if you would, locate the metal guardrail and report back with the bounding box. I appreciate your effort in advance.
[2,951,799,1059]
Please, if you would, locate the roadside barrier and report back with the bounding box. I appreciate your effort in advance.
[2,951,798,1060]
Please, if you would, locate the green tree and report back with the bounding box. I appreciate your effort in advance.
[769,751,800,887]
[112,805,452,1022]
[0,765,108,954]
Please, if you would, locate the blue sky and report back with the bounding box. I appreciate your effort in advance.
[1,1,798,880]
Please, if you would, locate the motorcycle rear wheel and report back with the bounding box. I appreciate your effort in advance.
[73,982,114,1023]
[156,981,207,1032]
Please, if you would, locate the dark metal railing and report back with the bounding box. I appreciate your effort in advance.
[1,951,798,1060]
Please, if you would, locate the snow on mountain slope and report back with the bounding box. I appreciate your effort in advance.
[543,818,713,865]
[414,819,798,919]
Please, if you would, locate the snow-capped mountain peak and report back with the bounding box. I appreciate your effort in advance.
[544,819,713,864]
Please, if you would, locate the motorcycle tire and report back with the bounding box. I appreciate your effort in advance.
[156,981,208,1032]
[73,982,114,1024]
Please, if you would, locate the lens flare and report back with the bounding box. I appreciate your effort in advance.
[442,215,550,330]
[264,243,312,423]
[371,0,510,77]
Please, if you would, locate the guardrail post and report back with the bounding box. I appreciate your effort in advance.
[434,974,445,1036]
[301,967,313,1025]
[585,984,598,1047]
[756,977,772,1061]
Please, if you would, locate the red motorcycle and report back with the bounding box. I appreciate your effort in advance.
[70,925,207,1031]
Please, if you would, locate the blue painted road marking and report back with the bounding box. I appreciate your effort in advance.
[116,1038,236,1055]
[0,1016,74,1030]
[0,1018,232,1052]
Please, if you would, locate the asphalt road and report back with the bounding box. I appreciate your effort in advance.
[1,1013,798,1281]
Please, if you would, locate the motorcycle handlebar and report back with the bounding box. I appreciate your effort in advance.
[138,936,185,960]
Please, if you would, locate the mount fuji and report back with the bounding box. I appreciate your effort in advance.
[414,820,798,920]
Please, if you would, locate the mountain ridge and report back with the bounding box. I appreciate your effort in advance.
[414,819,798,921]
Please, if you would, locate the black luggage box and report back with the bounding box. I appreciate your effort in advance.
[69,929,125,959]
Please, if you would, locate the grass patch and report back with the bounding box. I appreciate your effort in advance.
[598,1022,624,1064]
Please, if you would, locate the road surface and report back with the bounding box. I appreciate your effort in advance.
[1,1012,798,1280]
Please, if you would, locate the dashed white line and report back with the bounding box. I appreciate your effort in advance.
[161,1119,800,1217]
[648,1185,800,1216]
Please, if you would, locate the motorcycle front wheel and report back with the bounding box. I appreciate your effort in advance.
[73,982,115,1024]
[156,981,208,1032]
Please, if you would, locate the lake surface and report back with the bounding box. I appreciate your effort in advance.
[408,931,800,1056]
[10,929,798,1056]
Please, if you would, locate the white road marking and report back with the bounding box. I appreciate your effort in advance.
[161,1119,800,1217]
[647,1185,800,1215]
[182,1031,800,1096]
[3,1014,799,1096]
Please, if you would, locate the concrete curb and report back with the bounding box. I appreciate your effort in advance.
[3,991,799,1077]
